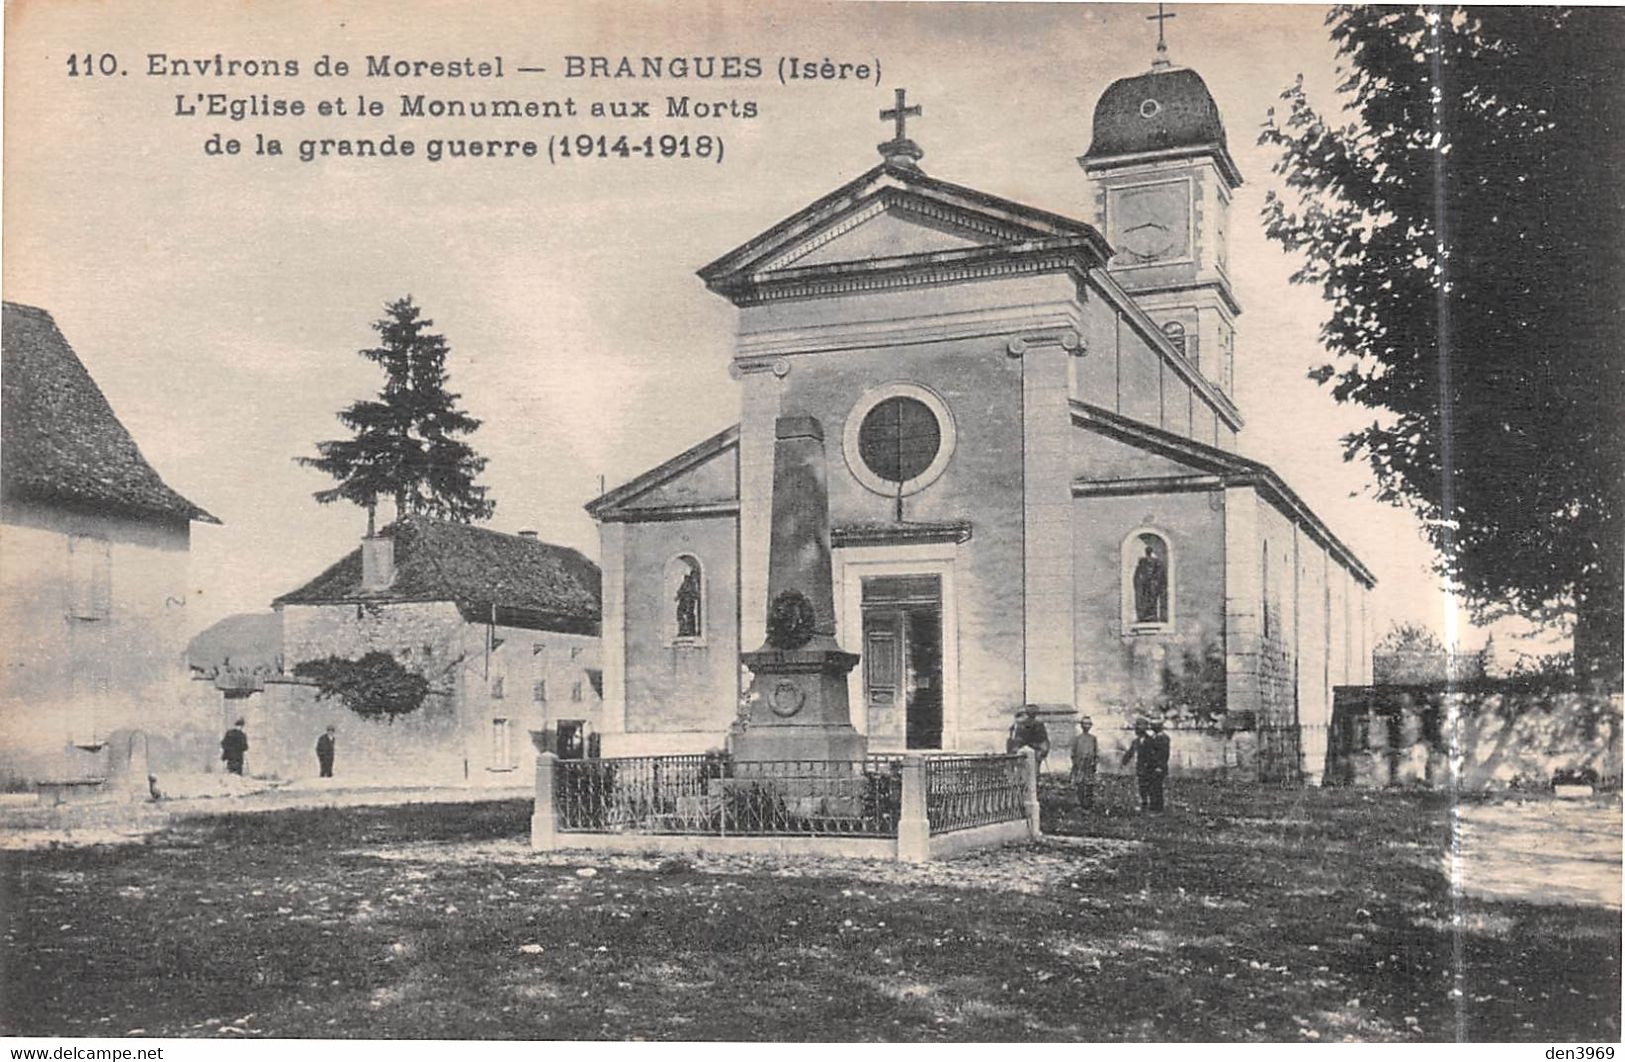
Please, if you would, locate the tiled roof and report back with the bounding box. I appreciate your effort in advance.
[1,302,219,523]
[274,517,601,635]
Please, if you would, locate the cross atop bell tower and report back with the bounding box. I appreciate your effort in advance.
[1147,3,1176,68]
[877,88,924,169]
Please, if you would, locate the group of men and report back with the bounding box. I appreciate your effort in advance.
[218,720,338,779]
[1008,707,1173,814]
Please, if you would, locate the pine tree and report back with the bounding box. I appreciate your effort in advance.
[299,297,495,528]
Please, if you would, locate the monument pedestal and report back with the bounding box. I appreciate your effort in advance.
[732,647,866,763]
[730,726,867,763]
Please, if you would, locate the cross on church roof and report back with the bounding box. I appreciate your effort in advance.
[877,87,924,169]
[881,88,921,142]
[1148,3,1176,67]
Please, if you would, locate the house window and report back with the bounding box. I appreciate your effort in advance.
[490,676,505,700]
[670,555,704,641]
[1262,542,1272,640]
[532,679,547,703]
[67,535,111,621]
[491,718,515,770]
[1122,529,1173,631]
[843,383,957,498]
[570,646,583,660]
[571,680,584,703]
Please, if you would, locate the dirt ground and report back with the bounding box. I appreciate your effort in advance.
[1454,798,1622,909]
[0,781,530,850]
[0,777,1617,1041]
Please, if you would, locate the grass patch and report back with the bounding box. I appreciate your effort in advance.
[0,779,1616,1040]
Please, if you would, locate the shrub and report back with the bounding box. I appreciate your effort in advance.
[292,651,430,722]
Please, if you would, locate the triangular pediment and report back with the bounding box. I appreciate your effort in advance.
[698,162,1110,303]
[621,444,737,510]
[773,201,994,270]
[586,425,739,521]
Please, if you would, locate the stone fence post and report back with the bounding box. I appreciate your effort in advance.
[1022,747,1041,840]
[897,754,929,862]
[531,751,559,851]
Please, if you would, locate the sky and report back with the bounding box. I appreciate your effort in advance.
[2,0,1539,657]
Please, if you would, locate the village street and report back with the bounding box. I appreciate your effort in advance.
[0,779,1616,1042]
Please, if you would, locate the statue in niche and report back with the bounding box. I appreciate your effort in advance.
[675,563,702,638]
[1133,538,1169,625]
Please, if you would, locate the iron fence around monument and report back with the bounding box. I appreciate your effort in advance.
[553,754,904,837]
[924,753,1029,834]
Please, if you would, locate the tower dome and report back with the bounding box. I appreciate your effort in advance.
[1082,65,1240,185]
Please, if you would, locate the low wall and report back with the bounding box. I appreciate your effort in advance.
[1326,684,1623,790]
[222,679,472,786]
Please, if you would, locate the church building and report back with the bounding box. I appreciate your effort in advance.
[587,41,1374,780]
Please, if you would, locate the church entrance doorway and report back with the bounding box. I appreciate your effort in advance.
[860,574,943,749]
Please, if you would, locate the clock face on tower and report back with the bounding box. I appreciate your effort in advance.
[1109,181,1191,264]
[1121,220,1176,260]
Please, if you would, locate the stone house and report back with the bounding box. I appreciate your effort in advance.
[251,517,603,784]
[0,302,219,788]
[587,52,1374,780]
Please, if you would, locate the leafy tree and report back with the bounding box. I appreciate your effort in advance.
[292,651,430,722]
[1373,622,1445,658]
[299,297,495,528]
[1260,7,1624,679]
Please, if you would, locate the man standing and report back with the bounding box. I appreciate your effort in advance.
[1120,720,1152,810]
[220,718,248,776]
[1069,716,1099,811]
[1007,705,1051,774]
[1147,719,1172,812]
[316,726,337,779]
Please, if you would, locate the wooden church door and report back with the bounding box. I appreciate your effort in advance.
[860,575,943,749]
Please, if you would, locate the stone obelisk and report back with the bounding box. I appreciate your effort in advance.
[732,414,865,763]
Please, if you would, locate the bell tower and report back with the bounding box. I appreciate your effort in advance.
[1079,7,1242,399]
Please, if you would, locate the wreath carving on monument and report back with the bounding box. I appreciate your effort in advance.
[769,680,806,718]
[765,589,818,650]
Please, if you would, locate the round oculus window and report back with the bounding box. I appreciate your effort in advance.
[857,396,941,485]
[843,383,957,498]
[1140,98,1162,118]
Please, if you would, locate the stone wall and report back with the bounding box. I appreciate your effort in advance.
[0,502,202,786]
[1326,684,1624,790]
[236,679,469,785]
[276,601,600,783]
[1071,487,1226,772]
[1220,486,1371,783]
[793,332,1020,750]
[1253,502,1299,732]
[618,514,739,748]
[791,332,1028,750]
